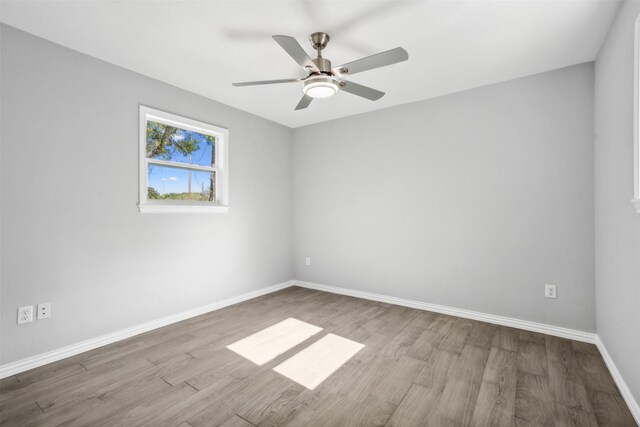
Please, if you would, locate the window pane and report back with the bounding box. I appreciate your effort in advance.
[146,120,215,167]
[147,165,215,202]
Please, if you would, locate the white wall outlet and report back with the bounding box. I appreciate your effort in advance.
[37,303,51,320]
[545,284,557,299]
[18,306,33,324]
[305,257,311,266]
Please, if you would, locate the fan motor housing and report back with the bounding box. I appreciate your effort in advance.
[312,57,332,73]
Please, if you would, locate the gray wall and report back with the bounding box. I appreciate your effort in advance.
[594,0,640,405]
[1,22,607,367]
[0,25,293,364]
[293,63,596,332]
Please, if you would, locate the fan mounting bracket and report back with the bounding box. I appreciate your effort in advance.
[310,32,330,51]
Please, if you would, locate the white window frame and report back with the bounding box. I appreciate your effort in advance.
[634,15,640,213]
[138,106,229,213]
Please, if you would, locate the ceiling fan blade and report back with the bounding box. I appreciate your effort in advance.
[333,47,408,76]
[295,94,313,110]
[273,35,319,71]
[232,78,302,87]
[340,80,385,101]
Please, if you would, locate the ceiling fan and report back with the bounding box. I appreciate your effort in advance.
[232,32,409,110]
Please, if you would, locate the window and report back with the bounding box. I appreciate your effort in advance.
[138,106,229,213]
[635,15,640,213]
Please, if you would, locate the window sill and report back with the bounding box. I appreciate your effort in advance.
[633,199,640,214]
[138,204,229,214]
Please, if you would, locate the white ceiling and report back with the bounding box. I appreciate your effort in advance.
[0,1,621,128]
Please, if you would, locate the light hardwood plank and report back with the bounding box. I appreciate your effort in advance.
[413,350,459,392]
[588,389,637,426]
[554,402,599,427]
[517,341,548,378]
[575,352,621,395]
[492,325,520,352]
[386,384,442,427]
[545,336,593,412]
[470,347,517,427]
[514,372,555,426]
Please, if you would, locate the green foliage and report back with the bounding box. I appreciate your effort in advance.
[147,188,213,202]
[147,186,160,199]
[146,121,215,162]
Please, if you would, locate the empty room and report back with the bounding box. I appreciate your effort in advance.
[1,0,639,425]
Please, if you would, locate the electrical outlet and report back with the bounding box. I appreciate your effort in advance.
[37,303,51,320]
[18,306,33,324]
[305,257,311,266]
[545,284,557,299]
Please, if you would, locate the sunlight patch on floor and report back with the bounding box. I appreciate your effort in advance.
[273,333,365,390]
[226,317,322,365]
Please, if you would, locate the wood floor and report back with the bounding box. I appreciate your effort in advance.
[1,287,636,426]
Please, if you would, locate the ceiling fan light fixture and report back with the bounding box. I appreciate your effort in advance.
[303,76,339,98]
[233,33,408,110]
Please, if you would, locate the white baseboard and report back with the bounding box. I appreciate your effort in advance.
[0,280,295,379]
[293,280,596,343]
[595,336,640,425]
